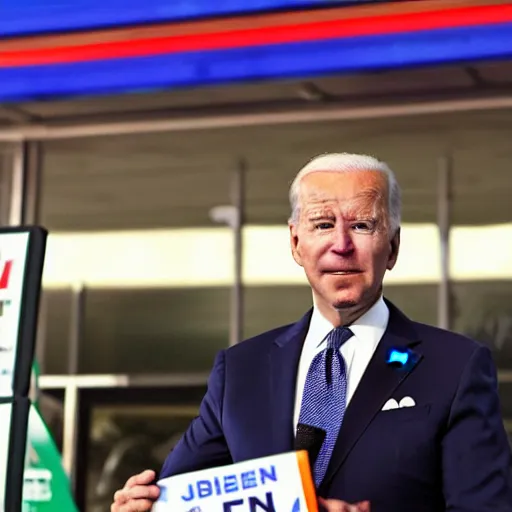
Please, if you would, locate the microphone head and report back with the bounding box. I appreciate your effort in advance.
[295,423,326,466]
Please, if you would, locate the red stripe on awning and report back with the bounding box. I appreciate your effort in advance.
[1,4,512,67]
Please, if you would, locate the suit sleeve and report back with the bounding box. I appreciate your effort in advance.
[159,350,233,478]
[442,345,512,511]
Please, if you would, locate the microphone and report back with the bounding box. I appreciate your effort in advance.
[295,423,326,467]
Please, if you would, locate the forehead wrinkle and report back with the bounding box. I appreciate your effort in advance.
[300,194,336,217]
[343,189,384,217]
[351,187,385,203]
[301,187,384,217]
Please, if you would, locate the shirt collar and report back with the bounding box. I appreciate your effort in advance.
[308,295,389,349]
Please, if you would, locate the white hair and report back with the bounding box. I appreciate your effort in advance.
[288,153,401,234]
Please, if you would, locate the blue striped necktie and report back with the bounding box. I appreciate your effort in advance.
[298,326,354,487]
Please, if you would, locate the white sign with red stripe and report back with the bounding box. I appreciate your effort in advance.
[0,232,30,397]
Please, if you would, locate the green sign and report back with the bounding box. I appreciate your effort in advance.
[22,365,78,512]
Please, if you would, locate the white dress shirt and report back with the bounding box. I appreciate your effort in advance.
[293,296,390,431]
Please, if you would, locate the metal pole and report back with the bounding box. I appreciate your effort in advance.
[8,141,25,226]
[230,160,246,346]
[23,141,42,227]
[34,292,48,374]
[61,283,85,493]
[0,152,10,226]
[437,155,452,330]
[68,283,85,375]
[62,382,79,493]
[8,140,42,226]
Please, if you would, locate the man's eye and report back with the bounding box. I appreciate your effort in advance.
[352,222,373,232]
[315,222,334,230]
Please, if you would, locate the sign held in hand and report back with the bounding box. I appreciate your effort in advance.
[153,451,317,512]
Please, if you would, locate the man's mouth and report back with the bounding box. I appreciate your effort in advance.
[324,270,362,275]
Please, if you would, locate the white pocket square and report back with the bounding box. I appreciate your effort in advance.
[382,396,416,411]
[399,396,416,408]
[382,398,399,411]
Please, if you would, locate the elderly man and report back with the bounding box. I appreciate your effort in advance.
[111,153,512,512]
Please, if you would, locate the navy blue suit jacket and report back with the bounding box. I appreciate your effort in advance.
[160,301,512,511]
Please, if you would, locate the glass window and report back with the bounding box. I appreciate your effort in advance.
[81,288,229,374]
[449,131,512,440]
[39,289,73,375]
[39,132,236,374]
[383,284,437,326]
[37,389,65,453]
[451,281,512,370]
[87,404,197,511]
[244,285,312,339]
[82,387,205,512]
[36,112,512,376]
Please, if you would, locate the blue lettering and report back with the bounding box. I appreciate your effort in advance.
[223,498,244,512]
[249,492,276,512]
[181,484,195,502]
[198,480,212,498]
[214,476,222,495]
[241,471,257,489]
[224,474,239,493]
[184,467,276,502]
[259,466,277,484]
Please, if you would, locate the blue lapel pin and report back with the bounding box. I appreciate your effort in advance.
[386,347,418,370]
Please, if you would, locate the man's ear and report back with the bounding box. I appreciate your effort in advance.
[289,222,303,267]
[387,227,400,271]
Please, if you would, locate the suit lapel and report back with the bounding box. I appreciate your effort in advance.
[269,310,312,455]
[319,302,424,493]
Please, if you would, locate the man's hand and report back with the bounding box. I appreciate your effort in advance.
[319,497,371,512]
[110,469,160,512]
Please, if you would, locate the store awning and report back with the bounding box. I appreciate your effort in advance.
[1,1,511,102]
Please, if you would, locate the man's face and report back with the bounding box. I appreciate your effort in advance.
[289,170,399,316]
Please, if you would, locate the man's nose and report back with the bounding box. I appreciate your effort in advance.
[331,227,354,254]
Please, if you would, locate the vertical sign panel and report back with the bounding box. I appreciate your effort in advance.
[0,227,47,512]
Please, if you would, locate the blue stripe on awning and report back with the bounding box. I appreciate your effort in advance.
[1,22,511,103]
[0,0,371,37]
